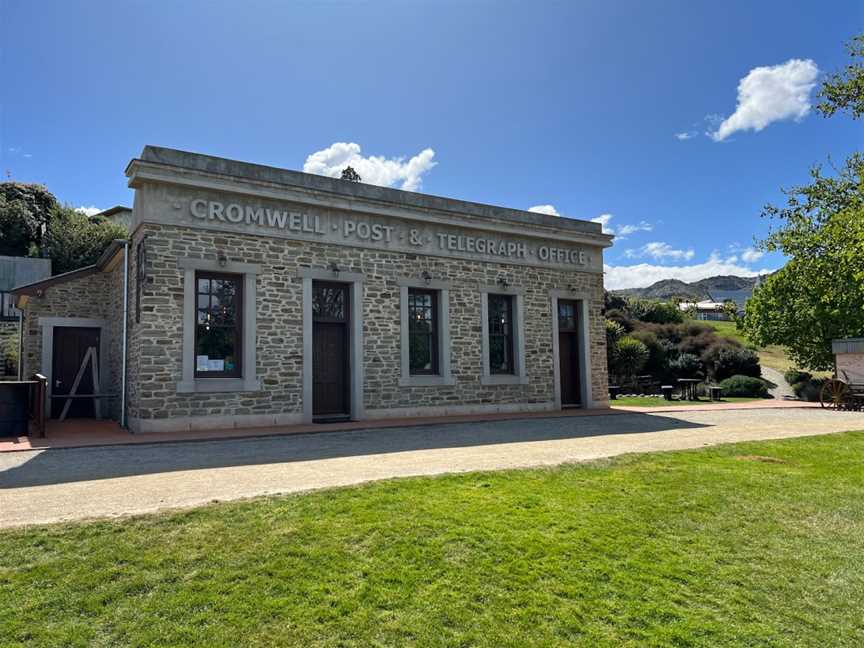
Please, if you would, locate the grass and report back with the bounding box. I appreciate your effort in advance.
[699,320,798,374]
[3,433,864,646]
[612,396,762,407]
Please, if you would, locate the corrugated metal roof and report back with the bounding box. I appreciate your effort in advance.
[0,256,52,291]
[832,338,864,354]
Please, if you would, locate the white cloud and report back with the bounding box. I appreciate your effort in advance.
[624,241,695,261]
[591,213,615,234]
[528,208,651,239]
[741,247,764,263]
[75,206,102,217]
[674,131,695,140]
[617,221,653,236]
[710,58,819,142]
[528,204,560,216]
[303,142,436,192]
[604,252,774,290]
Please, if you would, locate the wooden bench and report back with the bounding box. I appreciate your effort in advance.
[708,385,722,401]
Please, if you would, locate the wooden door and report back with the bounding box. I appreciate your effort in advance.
[312,282,349,418]
[558,300,582,407]
[51,327,100,418]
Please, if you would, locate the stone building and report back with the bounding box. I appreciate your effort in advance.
[13,146,613,432]
[1,255,51,379]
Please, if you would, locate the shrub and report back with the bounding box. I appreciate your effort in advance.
[681,322,715,337]
[613,337,649,381]
[667,352,703,380]
[628,299,684,324]
[630,329,669,378]
[784,368,812,386]
[793,377,827,402]
[719,375,769,398]
[678,331,721,358]
[605,319,625,346]
[704,346,761,381]
[605,308,634,333]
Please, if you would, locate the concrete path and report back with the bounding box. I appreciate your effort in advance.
[2,408,863,528]
[761,366,796,400]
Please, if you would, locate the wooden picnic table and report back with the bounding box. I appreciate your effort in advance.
[677,378,700,401]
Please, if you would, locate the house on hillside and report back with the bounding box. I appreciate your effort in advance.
[678,279,765,321]
[678,299,732,321]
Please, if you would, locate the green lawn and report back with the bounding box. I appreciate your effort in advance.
[3,433,864,646]
[612,396,763,407]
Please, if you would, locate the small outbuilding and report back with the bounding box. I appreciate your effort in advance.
[832,338,864,383]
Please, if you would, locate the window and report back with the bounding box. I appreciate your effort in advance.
[408,288,438,375]
[488,294,514,374]
[0,292,18,321]
[480,289,526,385]
[195,272,243,378]
[558,301,577,331]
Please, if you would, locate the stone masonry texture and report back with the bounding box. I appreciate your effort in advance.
[125,223,608,424]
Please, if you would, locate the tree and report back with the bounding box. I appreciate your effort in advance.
[0,182,57,256]
[743,34,864,369]
[340,166,361,182]
[612,337,649,384]
[817,34,864,119]
[43,206,127,275]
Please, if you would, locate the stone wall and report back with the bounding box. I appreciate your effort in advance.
[20,264,125,420]
[0,320,18,379]
[126,223,608,428]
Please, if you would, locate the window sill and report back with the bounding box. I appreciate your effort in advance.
[399,374,457,387]
[480,374,529,386]
[177,378,261,394]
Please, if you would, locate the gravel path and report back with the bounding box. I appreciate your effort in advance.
[2,407,862,528]
[761,366,796,400]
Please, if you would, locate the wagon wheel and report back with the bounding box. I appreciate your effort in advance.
[820,379,849,410]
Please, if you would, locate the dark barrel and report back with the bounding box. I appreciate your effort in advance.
[0,382,30,437]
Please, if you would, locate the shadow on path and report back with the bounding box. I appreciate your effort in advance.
[0,412,708,489]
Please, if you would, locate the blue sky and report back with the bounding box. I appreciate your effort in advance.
[2,0,861,288]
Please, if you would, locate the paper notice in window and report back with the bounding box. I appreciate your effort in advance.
[196,355,209,371]
[208,359,225,371]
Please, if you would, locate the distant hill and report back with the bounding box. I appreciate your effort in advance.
[614,275,760,305]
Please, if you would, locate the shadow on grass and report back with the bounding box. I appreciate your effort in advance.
[0,412,709,488]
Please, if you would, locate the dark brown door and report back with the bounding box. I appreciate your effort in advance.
[558,300,582,407]
[312,282,349,418]
[52,327,100,419]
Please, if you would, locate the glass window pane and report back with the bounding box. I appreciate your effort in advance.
[558,302,576,329]
[313,286,346,320]
[197,278,210,294]
[409,333,433,371]
[195,326,238,373]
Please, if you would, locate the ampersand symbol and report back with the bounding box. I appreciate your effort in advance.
[409,229,424,246]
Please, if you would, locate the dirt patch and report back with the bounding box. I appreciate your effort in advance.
[736,455,787,464]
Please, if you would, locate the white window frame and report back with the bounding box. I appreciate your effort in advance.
[480,287,528,385]
[177,258,261,393]
[397,277,455,387]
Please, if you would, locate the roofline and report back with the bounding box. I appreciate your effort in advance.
[126,146,614,243]
[96,205,132,218]
[11,265,99,298]
[11,239,127,304]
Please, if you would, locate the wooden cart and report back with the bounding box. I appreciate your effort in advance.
[820,371,864,411]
